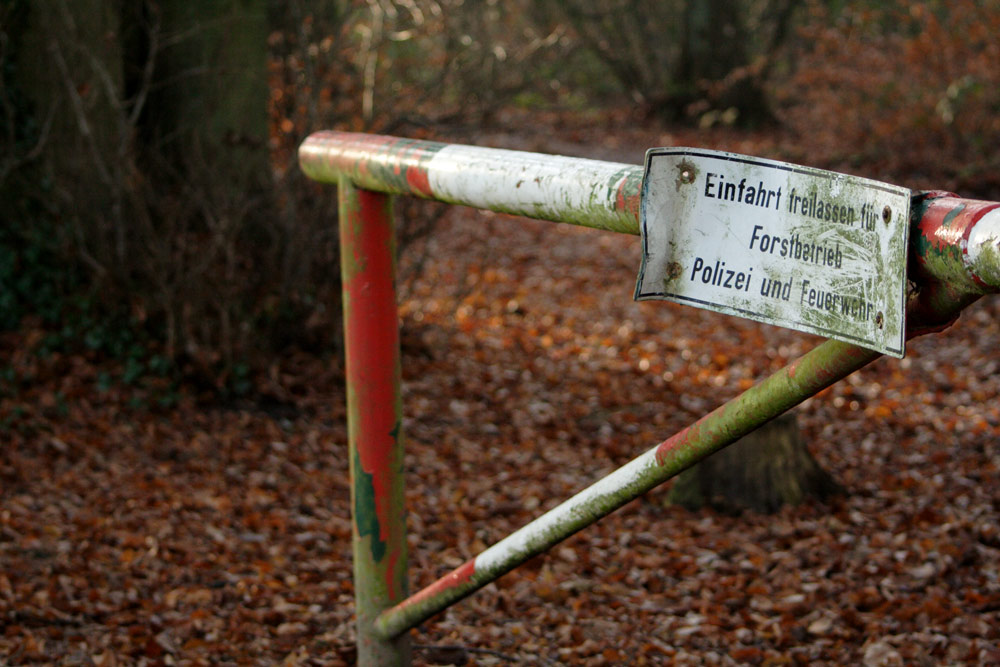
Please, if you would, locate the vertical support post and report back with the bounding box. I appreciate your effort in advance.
[339,177,410,666]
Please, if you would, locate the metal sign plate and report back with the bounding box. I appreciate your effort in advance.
[635,148,911,357]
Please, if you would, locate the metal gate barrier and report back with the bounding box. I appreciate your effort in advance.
[298,131,1000,665]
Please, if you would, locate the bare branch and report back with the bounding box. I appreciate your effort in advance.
[127,2,161,129]
[361,0,386,124]
[0,100,57,187]
[48,38,114,186]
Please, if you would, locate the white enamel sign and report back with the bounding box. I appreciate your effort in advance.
[635,148,911,357]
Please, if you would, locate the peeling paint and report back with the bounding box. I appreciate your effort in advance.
[376,559,476,638]
[425,145,640,233]
[353,449,386,562]
[343,188,404,551]
[338,179,410,665]
[300,131,643,235]
[967,208,1000,286]
[375,337,882,640]
[376,445,667,639]
[654,429,694,468]
[615,168,643,221]
[913,193,1000,294]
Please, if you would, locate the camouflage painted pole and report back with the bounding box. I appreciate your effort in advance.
[338,178,409,665]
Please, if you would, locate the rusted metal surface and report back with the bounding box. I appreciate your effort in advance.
[304,132,1000,658]
[339,178,410,665]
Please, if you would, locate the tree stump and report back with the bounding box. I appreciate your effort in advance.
[666,412,840,514]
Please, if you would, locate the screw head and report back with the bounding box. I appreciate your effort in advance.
[882,206,892,224]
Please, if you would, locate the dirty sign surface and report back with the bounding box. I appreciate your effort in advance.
[635,148,911,357]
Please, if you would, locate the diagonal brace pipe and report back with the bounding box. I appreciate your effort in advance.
[374,336,881,638]
[375,254,979,639]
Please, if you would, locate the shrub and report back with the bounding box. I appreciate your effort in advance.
[780,0,1000,196]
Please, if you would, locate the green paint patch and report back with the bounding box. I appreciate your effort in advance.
[941,204,966,229]
[916,230,975,290]
[354,448,387,563]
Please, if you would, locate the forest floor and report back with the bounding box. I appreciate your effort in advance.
[4,114,1000,665]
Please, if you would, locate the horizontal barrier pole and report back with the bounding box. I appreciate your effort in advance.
[299,131,643,235]
[911,191,1000,296]
[299,133,1000,295]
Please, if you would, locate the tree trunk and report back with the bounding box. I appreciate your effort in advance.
[667,0,774,126]
[11,0,268,227]
[12,0,124,219]
[666,412,841,514]
[138,0,269,183]
[8,0,271,365]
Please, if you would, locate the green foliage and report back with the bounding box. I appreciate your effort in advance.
[0,2,67,329]
[0,211,183,402]
[0,222,72,330]
[37,296,181,399]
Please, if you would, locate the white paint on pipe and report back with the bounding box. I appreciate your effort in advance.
[299,132,643,234]
[426,144,639,233]
[966,207,1000,285]
[474,446,661,577]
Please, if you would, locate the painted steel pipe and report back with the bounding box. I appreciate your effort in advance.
[339,179,410,665]
[299,131,643,235]
[299,132,1000,650]
[301,133,1000,294]
[911,192,1000,293]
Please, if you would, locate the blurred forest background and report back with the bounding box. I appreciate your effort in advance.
[2,0,999,393]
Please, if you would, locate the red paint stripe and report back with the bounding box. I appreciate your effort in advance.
[404,161,434,197]
[654,428,693,467]
[918,196,1000,288]
[344,188,400,548]
[393,560,477,613]
[918,196,971,252]
[615,177,640,219]
[398,141,439,197]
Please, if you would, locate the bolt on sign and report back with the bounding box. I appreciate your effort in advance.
[635,148,911,357]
